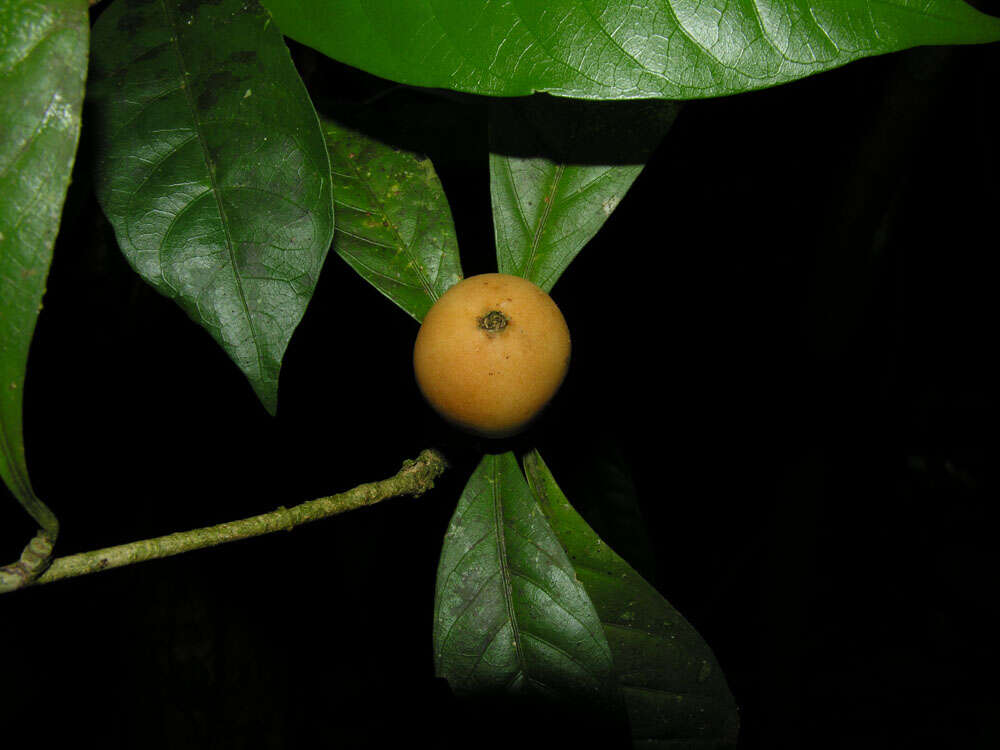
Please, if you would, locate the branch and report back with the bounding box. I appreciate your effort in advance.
[0,531,56,593]
[2,448,446,594]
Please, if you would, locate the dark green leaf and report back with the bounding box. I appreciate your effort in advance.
[434,452,620,716]
[540,434,659,586]
[524,450,740,748]
[490,97,679,291]
[0,0,87,534]
[324,116,462,322]
[262,0,1000,100]
[89,0,334,414]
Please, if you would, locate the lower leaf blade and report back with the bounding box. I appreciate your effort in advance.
[524,450,740,748]
[434,452,621,717]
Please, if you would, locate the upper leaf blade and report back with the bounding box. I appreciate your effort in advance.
[89,0,334,414]
[524,450,740,748]
[490,97,680,291]
[261,0,1000,100]
[0,0,88,530]
[324,116,462,322]
[434,452,621,717]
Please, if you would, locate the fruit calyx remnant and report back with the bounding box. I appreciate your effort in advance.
[478,310,509,333]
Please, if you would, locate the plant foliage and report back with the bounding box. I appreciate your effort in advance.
[89,0,334,413]
[263,0,1000,99]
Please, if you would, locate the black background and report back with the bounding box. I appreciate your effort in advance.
[1,11,998,750]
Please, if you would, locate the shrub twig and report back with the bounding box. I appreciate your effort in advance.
[1,449,446,594]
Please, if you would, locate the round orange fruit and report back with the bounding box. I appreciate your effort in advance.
[413,273,571,438]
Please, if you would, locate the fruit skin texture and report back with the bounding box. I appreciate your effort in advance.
[413,273,571,438]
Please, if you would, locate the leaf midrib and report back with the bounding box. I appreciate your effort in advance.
[159,0,265,382]
[508,156,564,284]
[492,455,527,684]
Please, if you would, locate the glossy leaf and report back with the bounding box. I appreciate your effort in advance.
[524,450,740,748]
[89,0,334,414]
[434,452,620,715]
[262,0,1000,100]
[324,116,462,322]
[490,97,679,291]
[0,0,87,533]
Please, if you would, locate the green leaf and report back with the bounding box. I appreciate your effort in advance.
[541,434,660,586]
[524,450,740,748]
[434,452,621,716]
[490,97,679,291]
[0,0,87,534]
[261,0,1000,100]
[89,0,334,414]
[324,115,462,322]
